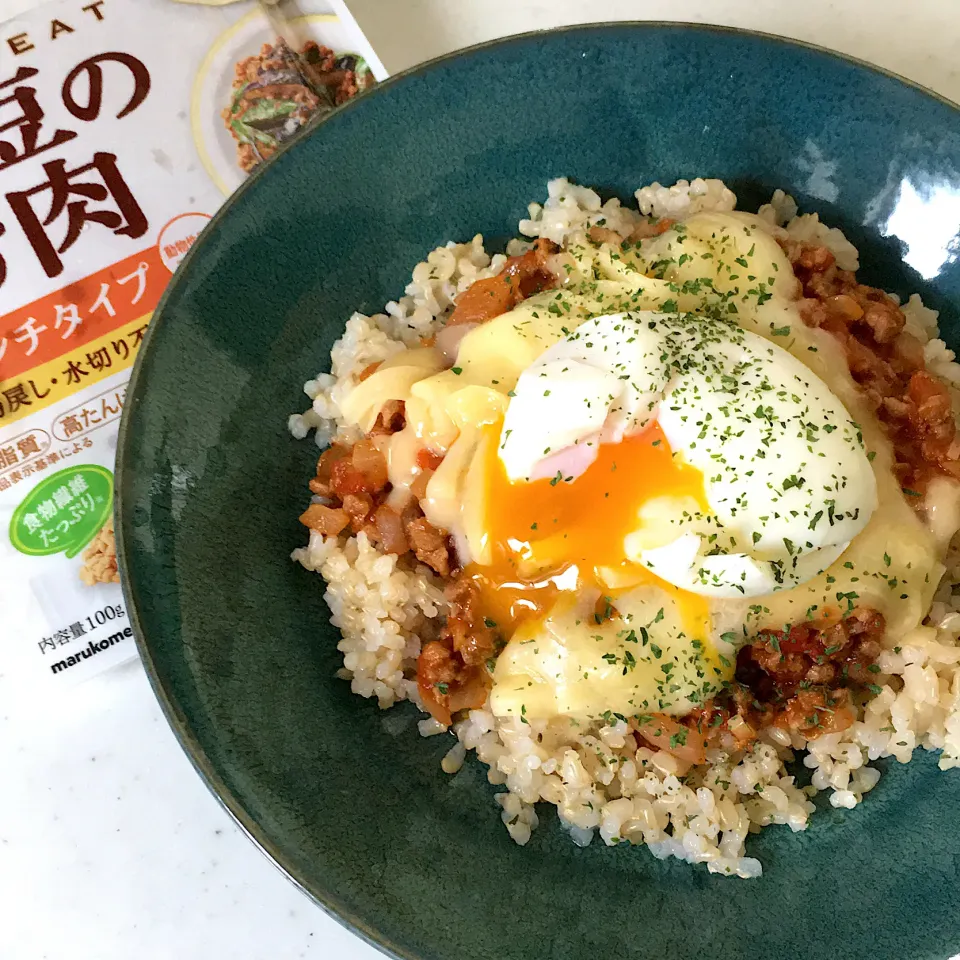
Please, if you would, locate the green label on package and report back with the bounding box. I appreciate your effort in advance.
[9,465,113,559]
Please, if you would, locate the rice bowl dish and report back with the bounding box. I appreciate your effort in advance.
[288,176,960,878]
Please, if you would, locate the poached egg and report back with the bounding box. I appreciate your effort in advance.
[498,310,877,599]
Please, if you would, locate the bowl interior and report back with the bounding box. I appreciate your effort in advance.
[117,24,960,960]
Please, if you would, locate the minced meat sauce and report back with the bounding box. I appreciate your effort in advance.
[784,239,960,493]
[299,400,496,725]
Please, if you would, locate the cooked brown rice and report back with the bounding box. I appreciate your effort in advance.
[289,178,960,877]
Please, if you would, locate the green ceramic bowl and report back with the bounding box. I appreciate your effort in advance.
[116,24,960,960]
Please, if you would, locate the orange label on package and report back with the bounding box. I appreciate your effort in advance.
[0,246,165,385]
[0,313,150,427]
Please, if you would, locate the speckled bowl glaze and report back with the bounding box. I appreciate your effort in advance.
[116,24,960,960]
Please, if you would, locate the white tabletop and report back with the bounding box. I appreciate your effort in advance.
[343,0,960,105]
[1,2,958,960]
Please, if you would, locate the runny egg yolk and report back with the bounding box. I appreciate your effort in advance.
[467,421,712,638]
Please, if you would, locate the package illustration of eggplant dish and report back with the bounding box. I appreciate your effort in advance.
[224,38,375,173]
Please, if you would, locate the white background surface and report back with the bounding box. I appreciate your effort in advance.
[1,2,958,959]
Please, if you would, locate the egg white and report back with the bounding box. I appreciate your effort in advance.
[500,309,878,598]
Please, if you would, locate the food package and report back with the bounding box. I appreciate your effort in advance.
[0,0,385,686]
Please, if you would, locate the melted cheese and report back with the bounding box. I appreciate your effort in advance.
[339,213,948,721]
[490,587,739,718]
[419,386,507,538]
[338,347,444,432]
